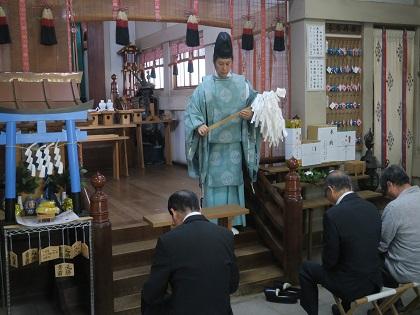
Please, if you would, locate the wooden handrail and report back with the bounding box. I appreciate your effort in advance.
[89,172,113,315]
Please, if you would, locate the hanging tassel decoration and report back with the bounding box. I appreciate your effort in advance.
[40,7,57,45]
[273,22,285,52]
[0,6,11,44]
[241,20,254,51]
[186,15,199,47]
[172,59,178,76]
[150,63,156,79]
[187,58,194,73]
[116,10,130,46]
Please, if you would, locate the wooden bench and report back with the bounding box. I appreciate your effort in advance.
[79,134,129,180]
[333,283,414,315]
[303,190,382,259]
[143,204,249,230]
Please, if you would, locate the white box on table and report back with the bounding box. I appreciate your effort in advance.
[307,124,338,162]
[336,131,356,146]
[301,140,322,166]
[336,131,356,161]
[285,128,302,146]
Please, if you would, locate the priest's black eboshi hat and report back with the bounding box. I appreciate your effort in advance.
[213,32,233,62]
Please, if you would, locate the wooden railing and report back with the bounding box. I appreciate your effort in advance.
[250,157,303,283]
[89,172,114,315]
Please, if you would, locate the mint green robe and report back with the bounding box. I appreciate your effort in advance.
[185,73,261,227]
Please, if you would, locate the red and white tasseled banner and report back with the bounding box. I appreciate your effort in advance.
[18,0,29,71]
[112,0,119,19]
[193,0,198,15]
[66,0,73,72]
[154,0,161,21]
[260,0,266,92]
[401,30,407,170]
[381,29,387,166]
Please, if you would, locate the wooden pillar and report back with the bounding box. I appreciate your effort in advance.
[283,157,303,284]
[90,172,113,315]
[87,22,106,106]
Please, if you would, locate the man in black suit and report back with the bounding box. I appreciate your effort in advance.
[299,171,382,315]
[141,190,239,315]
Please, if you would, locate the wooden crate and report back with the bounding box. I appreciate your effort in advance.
[344,160,366,175]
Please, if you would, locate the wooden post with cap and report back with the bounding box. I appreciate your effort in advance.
[283,157,303,283]
[90,172,113,315]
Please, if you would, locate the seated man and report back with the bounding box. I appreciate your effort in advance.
[299,171,382,315]
[379,165,420,286]
[141,190,239,315]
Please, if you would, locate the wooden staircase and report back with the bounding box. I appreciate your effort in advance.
[111,222,284,314]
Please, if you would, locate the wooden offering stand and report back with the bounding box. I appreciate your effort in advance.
[117,110,133,125]
[102,111,115,126]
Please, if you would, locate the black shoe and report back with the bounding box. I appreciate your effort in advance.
[263,288,298,304]
[271,280,301,298]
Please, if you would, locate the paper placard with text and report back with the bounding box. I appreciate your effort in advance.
[55,262,74,278]
[39,246,60,263]
[22,248,39,266]
[81,243,89,259]
[71,241,82,258]
[59,245,73,259]
[9,251,18,268]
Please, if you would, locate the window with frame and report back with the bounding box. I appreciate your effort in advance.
[144,58,164,89]
[170,32,205,89]
[142,46,164,90]
[173,48,206,88]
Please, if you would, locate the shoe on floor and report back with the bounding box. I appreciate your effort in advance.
[263,288,298,304]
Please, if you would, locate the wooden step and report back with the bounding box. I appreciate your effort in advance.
[233,227,259,246]
[114,264,284,314]
[113,265,151,298]
[112,221,258,246]
[113,241,273,297]
[114,293,141,315]
[235,242,273,269]
[112,222,168,245]
[233,264,284,296]
[112,239,157,271]
[112,228,264,269]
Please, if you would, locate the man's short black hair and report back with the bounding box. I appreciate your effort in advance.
[325,170,352,192]
[168,190,200,215]
[380,165,409,193]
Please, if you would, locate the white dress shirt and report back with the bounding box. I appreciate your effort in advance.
[336,191,354,205]
[183,211,202,222]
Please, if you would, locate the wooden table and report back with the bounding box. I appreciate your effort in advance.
[79,119,173,169]
[143,204,249,230]
[79,134,129,180]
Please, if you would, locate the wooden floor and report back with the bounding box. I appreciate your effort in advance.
[98,164,200,228]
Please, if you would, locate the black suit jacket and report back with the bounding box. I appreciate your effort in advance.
[322,193,382,301]
[142,214,239,315]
